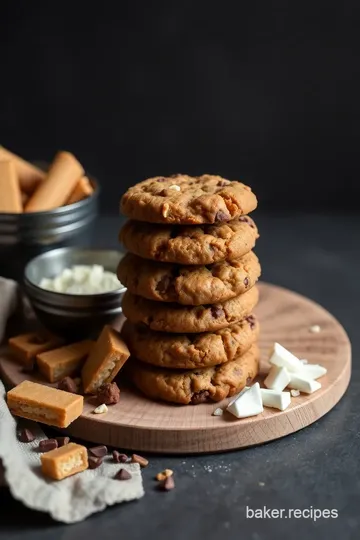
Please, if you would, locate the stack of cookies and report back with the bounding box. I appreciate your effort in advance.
[118,174,261,405]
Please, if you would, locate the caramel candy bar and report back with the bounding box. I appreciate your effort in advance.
[67,176,94,205]
[8,332,64,369]
[36,340,93,383]
[7,380,83,428]
[0,146,45,193]
[41,442,88,480]
[0,161,22,213]
[82,326,130,394]
[25,151,84,212]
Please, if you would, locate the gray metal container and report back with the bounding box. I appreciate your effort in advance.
[0,178,99,281]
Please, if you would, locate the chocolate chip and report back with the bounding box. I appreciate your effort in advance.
[157,177,166,182]
[88,456,103,469]
[115,468,132,480]
[246,315,256,330]
[170,174,181,178]
[215,210,229,222]
[244,277,249,287]
[191,390,210,404]
[210,305,223,319]
[89,445,108,458]
[39,439,58,452]
[156,275,171,294]
[217,180,230,187]
[113,451,129,463]
[57,376,78,394]
[239,216,255,228]
[96,382,121,405]
[131,454,149,468]
[161,475,175,491]
[18,428,35,443]
[56,436,70,447]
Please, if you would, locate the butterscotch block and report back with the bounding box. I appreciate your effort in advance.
[41,443,88,480]
[7,380,83,428]
[8,332,65,369]
[36,340,94,383]
[81,325,130,394]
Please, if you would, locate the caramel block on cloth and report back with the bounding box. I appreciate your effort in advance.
[41,443,88,480]
[67,176,94,205]
[0,161,22,213]
[7,380,83,428]
[36,340,94,383]
[0,146,45,193]
[25,151,84,212]
[8,332,65,369]
[82,326,130,394]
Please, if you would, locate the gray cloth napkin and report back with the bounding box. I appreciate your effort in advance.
[0,277,145,522]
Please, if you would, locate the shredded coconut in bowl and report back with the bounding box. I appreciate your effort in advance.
[39,265,122,294]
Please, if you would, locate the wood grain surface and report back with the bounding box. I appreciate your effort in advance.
[0,282,351,454]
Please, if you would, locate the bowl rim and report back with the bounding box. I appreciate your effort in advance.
[24,246,127,298]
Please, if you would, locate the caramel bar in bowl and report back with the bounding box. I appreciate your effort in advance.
[36,340,94,383]
[7,380,83,428]
[41,443,88,480]
[9,332,65,369]
[82,326,130,394]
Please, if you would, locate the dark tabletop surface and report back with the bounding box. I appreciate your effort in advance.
[1,213,359,540]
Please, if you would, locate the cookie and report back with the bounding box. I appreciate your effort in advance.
[120,216,259,265]
[121,315,259,369]
[118,251,261,306]
[120,175,257,224]
[127,343,259,404]
[122,286,259,333]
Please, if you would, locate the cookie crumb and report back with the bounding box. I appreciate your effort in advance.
[309,325,321,333]
[290,389,300,397]
[156,469,174,481]
[168,184,181,191]
[259,481,265,487]
[212,408,223,416]
[93,403,108,414]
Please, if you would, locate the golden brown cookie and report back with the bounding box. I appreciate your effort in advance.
[127,343,259,404]
[121,315,259,369]
[120,216,259,265]
[118,251,261,306]
[120,175,257,224]
[122,286,259,333]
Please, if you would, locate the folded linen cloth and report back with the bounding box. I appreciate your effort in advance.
[0,277,144,522]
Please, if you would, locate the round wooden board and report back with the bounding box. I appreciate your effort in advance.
[0,282,351,454]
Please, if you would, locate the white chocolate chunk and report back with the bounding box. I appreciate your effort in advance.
[300,364,327,380]
[269,343,304,373]
[93,403,108,414]
[168,184,181,191]
[227,383,263,419]
[309,325,321,333]
[288,374,321,394]
[290,389,300,397]
[212,408,223,416]
[260,389,291,411]
[39,265,122,295]
[264,365,291,392]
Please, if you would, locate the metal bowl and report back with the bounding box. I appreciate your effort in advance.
[0,176,99,281]
[24,248,126,339]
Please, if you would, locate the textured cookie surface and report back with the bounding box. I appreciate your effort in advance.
[122,315,259,369]
[120,216,259,265]
[120,175,257,224]
[122,286,259,333]
[118,251,261,306]
[128,344,259,404]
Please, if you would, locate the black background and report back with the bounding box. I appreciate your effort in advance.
[1,0,360,213]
